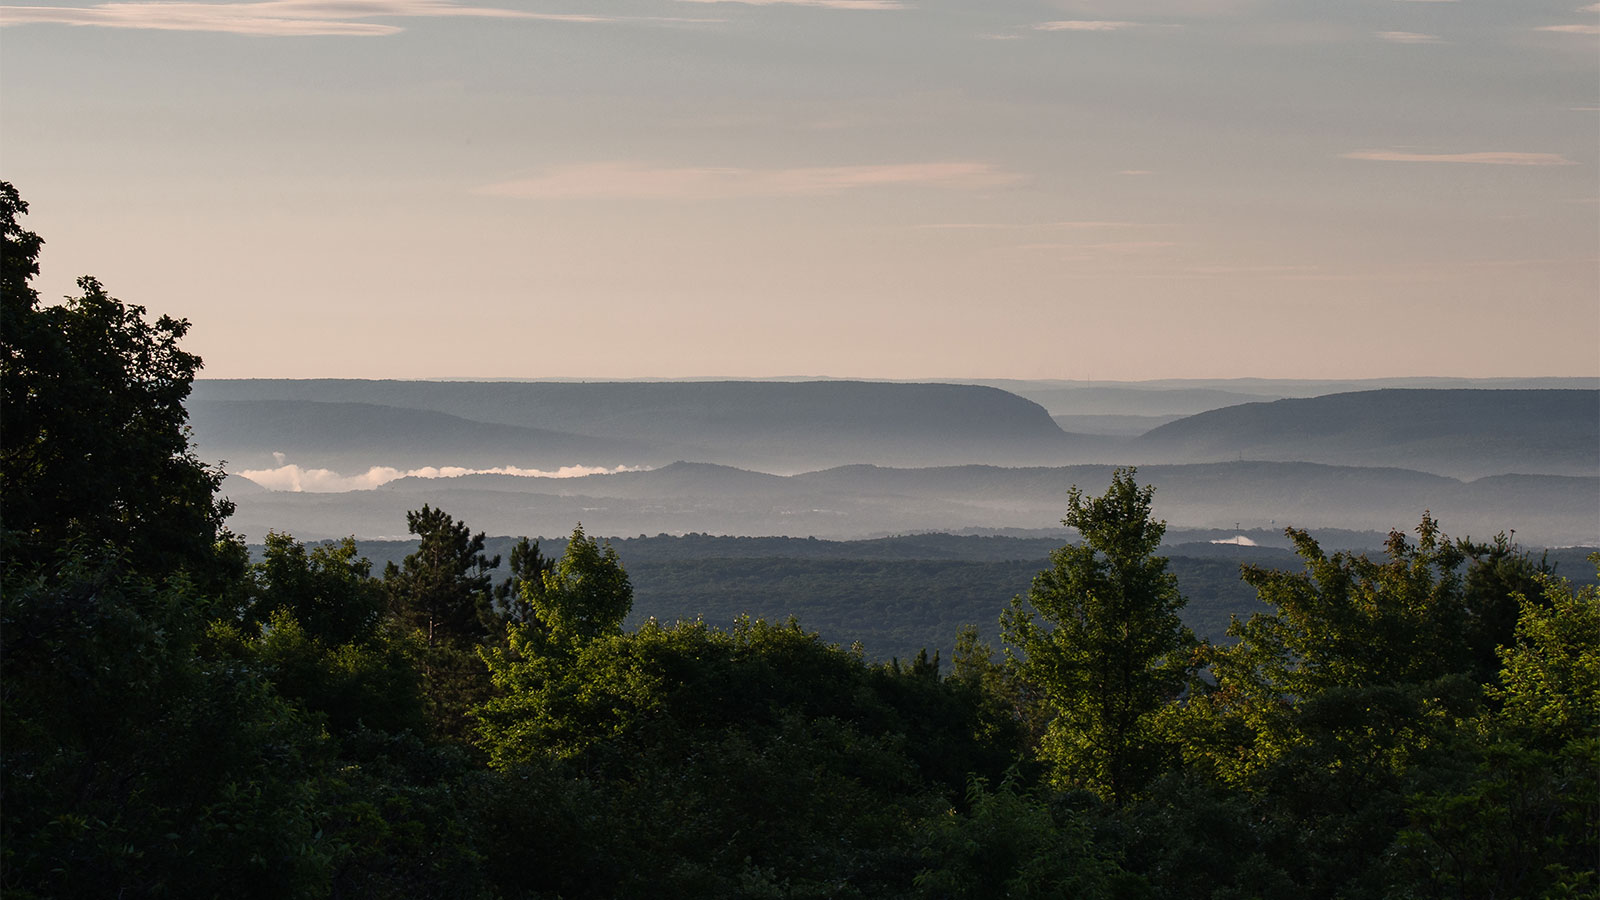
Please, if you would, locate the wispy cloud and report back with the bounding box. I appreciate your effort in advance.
[0,0,708,35]
[916,221,1166,230]
[1018,240,1178,253]
[1536,23,1600,34]
[1033,20,1144,31]
[1377,30,1443,43]
[239,462,649,492]
[479,161,1022,199]
[1186,264,1320,275]
[675,0,905,8]
[1117,169,1153,176]
[1342,150,1578,166]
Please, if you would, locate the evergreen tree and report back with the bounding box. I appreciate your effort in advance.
[382,506,500,738]
[492,536,555,626]
[383,505,500,647]
[1001,467,1196,804]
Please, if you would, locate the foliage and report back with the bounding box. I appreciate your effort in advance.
[380,506,504,740]
[524,524,633,645]
[1,184,233,583]
[913,775,1129,899]
[1181,517,1483,789]
[475,613,1023,897]
[1458,533,1551,685]
[1002,467,1197,804]
[1390,563,1600,899]
[1487,558,1600,750]
[247,532,385,646]
[383,505,500,647]
[492,535,554,624]
[0,553,331,898]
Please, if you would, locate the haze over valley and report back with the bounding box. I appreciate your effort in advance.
[196,377,1600,549]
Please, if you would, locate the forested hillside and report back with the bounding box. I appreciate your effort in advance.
[1137,388,1600,476]
[5,185,1597,899]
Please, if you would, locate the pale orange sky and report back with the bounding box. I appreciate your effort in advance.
[3,0,1596,379]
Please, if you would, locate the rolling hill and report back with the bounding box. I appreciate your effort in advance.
[1135,389,1599,477]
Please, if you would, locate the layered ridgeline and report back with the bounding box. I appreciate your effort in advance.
[1134,389,1600,478]
[977,376,1595,436]
[195,379,1600,546]
[223,460,1600,548]
[190,379,1087,473]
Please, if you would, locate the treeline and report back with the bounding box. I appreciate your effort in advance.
[3,183,1597,899]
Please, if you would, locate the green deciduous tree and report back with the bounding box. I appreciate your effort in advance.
[1001,467,1197,805]
[248,532,385,646]
[1181,516,1481,790]
[523,524,633,645]
[912,775,1129,899]
[1390,561,1600,899]
[1,552,331,899]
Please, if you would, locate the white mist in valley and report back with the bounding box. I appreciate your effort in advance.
[240,461,651,493]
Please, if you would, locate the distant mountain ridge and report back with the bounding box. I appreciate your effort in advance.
[189,398,660,471]
[191,379,1083,471]
[1135,389,1599,477]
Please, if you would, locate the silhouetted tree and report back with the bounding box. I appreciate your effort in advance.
[383,505,500,648]
[1,181,233,581]
[492,536,555,626]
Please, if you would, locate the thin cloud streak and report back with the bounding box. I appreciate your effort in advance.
[1377,30,1443,43]
[0,0,709,35]
[1034,20,1143,31]
[1537,23,1600,34]
[1016,240,1178,252]
[480,161,1022,199]
[1343,150,1578,166]
[676,0,905,9]
[1187,264,1321,275]
[916,221,1169,230]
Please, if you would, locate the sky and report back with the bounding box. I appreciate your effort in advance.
[2,0,1596,380]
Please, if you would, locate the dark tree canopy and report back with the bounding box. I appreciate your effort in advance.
[248,532,385,647]
[1,182,231,579]
[383,504,501,647]
[492,535,555,625]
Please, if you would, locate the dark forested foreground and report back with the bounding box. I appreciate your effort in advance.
[4,184,1598,898]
